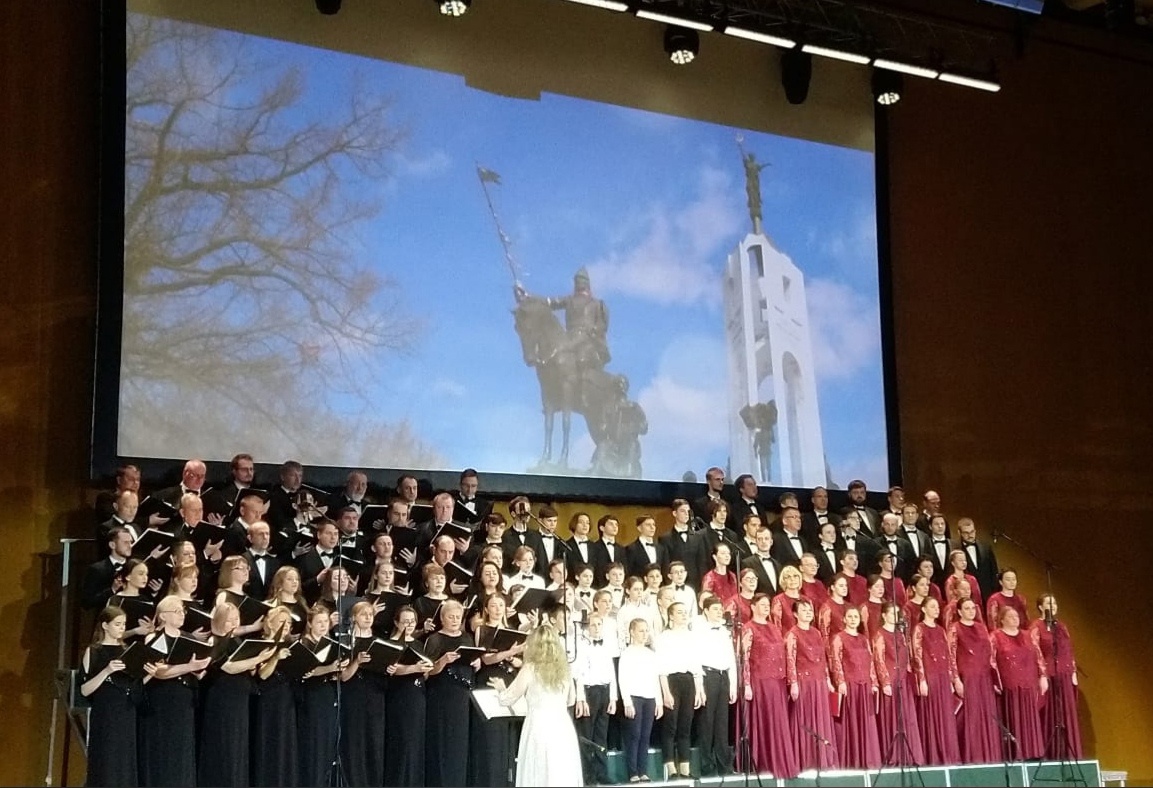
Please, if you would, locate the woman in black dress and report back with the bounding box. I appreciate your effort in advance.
[339,600,388,787]
[137,596,211,788]
[109,558,156,641]
[215,555,267,637]
[267,565,310,636]
[79,606,139,787]
[415,563,450,637]
[296,604,346,788]
[197,601,276,787]
[424,599,481,787]
[385,605,432,788]
[469,592,524,787]
[252,606,299,787]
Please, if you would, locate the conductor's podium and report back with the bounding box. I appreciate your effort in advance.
[603,748,1101,787]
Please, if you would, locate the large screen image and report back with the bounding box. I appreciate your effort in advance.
[114,9,890,490]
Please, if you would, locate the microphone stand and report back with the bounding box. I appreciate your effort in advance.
[991,710,1018,788]
[727,598,761,788]
[800,723,833,788]
[872,570,924,788]
[328,542,349,788]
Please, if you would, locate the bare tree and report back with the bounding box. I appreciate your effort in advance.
[119,13,438,466]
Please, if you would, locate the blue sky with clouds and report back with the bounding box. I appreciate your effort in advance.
[128,18,891,487]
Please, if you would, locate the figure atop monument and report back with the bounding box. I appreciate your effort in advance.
[737,135,771,235]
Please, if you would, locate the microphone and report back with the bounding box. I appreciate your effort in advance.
[800,723,832,747]
[991,529,1000,544]
[577,734,607,753]
[1044,608,1056,628]
[990,711,1017,744]
[691,516,708,533]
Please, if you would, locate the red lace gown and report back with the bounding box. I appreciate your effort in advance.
[744,620,800,779]
[942,598,985,631]
[904,598,928,628]
[947,620,1001,763]
[726,594,754,630]
[1030,618,1082,759]
[945,573,983,611]
[881,576,906,607]
[845,574,869,606]
[800,579,829,609]
[818,599,847,642]
[770,593,802,632]
[986,592,1029,629]
[785,625,839,769]
[873,626,926,765]
[991,628,1046,761]
[912,622,961,765]
[829,631,881,769]
[702,569,739,605]
[860,600,885,639]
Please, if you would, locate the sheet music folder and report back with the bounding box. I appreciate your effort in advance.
[469,686,528,720]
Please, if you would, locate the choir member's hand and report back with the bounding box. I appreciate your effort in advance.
[449,580,469,596]
[919,680,929,697]
[148,513,168,527]
[575,700,590,718]
[654,703,663,720]
[729,685,737,704]
[453,537,471,554]
[399,547,417,566]
[330,611,340,628]
[205,539,224,563]
[111,576,126,593]
[146,662,173,679]
[278,648,291,660]
[1071,672,1078,687]
[190,656,211,671]
[744,685,753,702]
[487,677,507,691]
[827,678,835,694]
[147,578,163,594]
[371,518,386,532]
[148,545,170,562]
[105,659,126,676]
[423,618,436,633]
[385,665,398,676]
[510,657,523,669]
[357,653,372,665]
[143,662,161,678]
[259,646,277,662]
[470,658,481,670]
[741,628,752,654]
[837,682,848,696]
[624,703,636,719]
[663,691,675,710]
[511,642,526,655]
[882,684,892,697]
[439,652,461,665]
[1039,676,1049,695]
[953,677,965,698]
[694,688,705,709]
[790,682,799,701]
[607,699,616,715]
[303,670,315,679]
[206,513,224,526]
[138,617,155,634]
[993,683,1002,695]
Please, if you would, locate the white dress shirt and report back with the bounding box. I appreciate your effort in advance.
[618,645,662,701]
[655,627,704,677]
[575,635,619,701]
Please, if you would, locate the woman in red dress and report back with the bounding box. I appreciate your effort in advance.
[912,558,943,604]
[1030,594,1081,760]
[770,567,804,632]
[991,607,1048,761]
[942,579,983,631]
[912,597,960,765]
[726,568,758,630]
[873,602,925,766]
[799,554,829,609]
[986,568,1029,629]
[904,575,932,628]
[829,607,881,769]
[742,593,800,779]
[818,574,850,641]
[944,550,983,613]
[876,553,906,608]
[785,598,839,770]
[859,575,887,639]
[702,542,738,604]
[947,598,1001,763]
[839,551,869,606]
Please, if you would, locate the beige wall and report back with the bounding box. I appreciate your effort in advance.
[2,0,1151,784]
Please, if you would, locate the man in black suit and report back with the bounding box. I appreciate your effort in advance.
[923,514,953,591]
[730,474,766,531]
[623,514,667,579]
[96,491,141,558]
[533,505,570,576]
[956,517,1000,603]
[915,489,951,538]
[740,524,781,595]
[587,513,623,585]
[154,458,209,508]
[296,519,341,604]
[767,491,799,532]
[81,526,133,610]
[877,512,918,582]
[660,498,703,590]
[885,486,906,518]
[811,522,841,583]
[692,467,727,524]
[897,503,930,561]
[203,453,257,519]
[266,460,306,537]
[223,488,270,557]
[733,513,762,560]
[838,509,880,575]
[840,479,881,538]
[801,486,842,544]
[502,496,545,575]
[453,468,492,525]
[769,507,808,568]
[243,521,280,601]
[696,501,742,582]
[94,463,142,526]
[327,470,372,517]
[564,511,595,576]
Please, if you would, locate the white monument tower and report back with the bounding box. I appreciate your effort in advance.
[724,140,826,487]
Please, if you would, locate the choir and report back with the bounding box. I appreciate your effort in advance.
[77,462,1084,787]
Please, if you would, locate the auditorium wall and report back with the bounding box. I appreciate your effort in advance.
[1,0,1150,785]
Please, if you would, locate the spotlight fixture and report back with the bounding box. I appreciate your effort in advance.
[780,48,812,105]
[872,68,903,105]
[439,0,471,17]
[664,25,700,65]
[315,0,342,14]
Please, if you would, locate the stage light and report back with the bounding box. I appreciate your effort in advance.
[873,58,939,79]
[872,68,903,105]
[439,0,471,17]
[637,10,713,31]
[664,25,700,64]
[780,48,812,105]
[315,0,342,14]
[562,0,629,10]
[937,71,1001,92]
[801,44,870,65]
[723,26,796,49]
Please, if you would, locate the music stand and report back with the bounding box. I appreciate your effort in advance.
[471,687,526,786]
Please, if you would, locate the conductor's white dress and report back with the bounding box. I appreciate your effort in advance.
[498,664,584,787]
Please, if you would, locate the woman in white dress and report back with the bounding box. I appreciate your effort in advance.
[488,623,584,787]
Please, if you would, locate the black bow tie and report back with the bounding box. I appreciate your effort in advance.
[522,575,534,580]
[320,551,333,558]
[933,539,947,544]
[886,537,897,543]
[252,553,267,560]
[461,497,474,503]
[576,539,587,545]
[675,585,685,591]
[541,534,554,540]
[579,591,591,597]
[604,540,614,546]
[789,534,801,541]
[824,546,834,551]
[592,639,603,646]
[962,541,977,547]
[761,557,772,563]
[111,560,125,567]
[641,540,652,546]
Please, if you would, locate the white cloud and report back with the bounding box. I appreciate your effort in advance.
[430,377,468,400]
[805,277,881,382]
[396,149,452,178]
[584,166,744,308]
[816,204,878,277]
